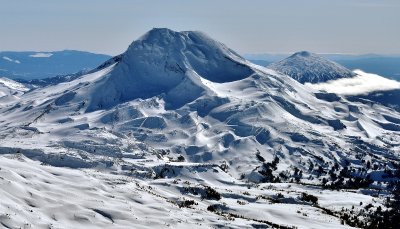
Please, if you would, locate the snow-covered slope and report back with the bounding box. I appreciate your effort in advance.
[268,51,355,83]
[15,55,124,87]
[0,29,399,228]
[0,77,29,104]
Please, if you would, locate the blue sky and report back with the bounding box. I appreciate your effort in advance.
[1,0,399,55]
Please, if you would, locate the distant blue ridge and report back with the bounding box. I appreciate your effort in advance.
[0,50,111,80]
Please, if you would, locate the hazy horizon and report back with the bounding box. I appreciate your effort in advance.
[1,0,399,55]
[2,49,400,58]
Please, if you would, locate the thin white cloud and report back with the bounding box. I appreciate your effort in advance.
[306,70,400,95]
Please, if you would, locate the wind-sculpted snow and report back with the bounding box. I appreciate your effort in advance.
[0,29,399,228]
[268,51,355,83]
[1,154,371,229]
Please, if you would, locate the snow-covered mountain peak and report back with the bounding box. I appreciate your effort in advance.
[268,51,355,83]
[134,28,191,45]
[292,50,313,57]
[129,28,185,50]
[121,28,254,83]
[81,28,255,110]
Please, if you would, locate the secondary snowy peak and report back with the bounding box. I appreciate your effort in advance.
[85,28,254,110]
[268,51,355,84]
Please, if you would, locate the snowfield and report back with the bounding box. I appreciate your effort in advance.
[29,53,53,58]
[0,28,399,228]
[2,56,21,64]
[1,154,376,229]
[0,77,29,104]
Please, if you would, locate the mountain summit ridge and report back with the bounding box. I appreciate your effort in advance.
[85,28,254,110]
[122,28,253,82]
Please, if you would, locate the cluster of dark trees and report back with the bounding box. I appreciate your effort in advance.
[259,156,280,182]
[339,181,400,228]
[256,153,400,228]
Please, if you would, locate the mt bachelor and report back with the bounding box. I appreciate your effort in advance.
[269,51,400,112]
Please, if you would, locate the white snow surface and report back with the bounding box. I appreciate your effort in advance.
[0,77,29,104]
[2,56,21,64]
[0,28,398,228]
[1,154,367,229]
[0,77,29,92]
[306,69,400,95]
[29,53,54,58]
